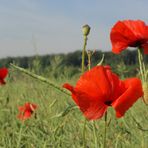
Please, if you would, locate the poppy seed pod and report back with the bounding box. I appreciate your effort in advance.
[82,24,91,36]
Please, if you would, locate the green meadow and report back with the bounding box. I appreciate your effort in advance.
[0,52,148,148]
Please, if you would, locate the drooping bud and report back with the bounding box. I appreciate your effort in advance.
[82,24,91,36]
[143,82,148,105]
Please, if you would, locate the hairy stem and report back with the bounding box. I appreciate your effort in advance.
[81,36,87,73]
[93,121,98,148]
[137,48,146,82]
[103,112,107,148]
[10,63,70,96]
[83,119,87,148]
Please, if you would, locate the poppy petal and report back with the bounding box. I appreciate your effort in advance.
[0,68,8,84]
[75,66,112,101]
[17,102,37,121]
[71,90,108,120]
[30,104,37,111]
[83,102,107,120]
[17,114,23,120]
[105,68,126,101]
[110,20,148,54]
[63,83,75,93]
[63,66,113,120]
[123,20,148,38]
[23,111,32,119]
[0,79,6,84]
[0,68,8,79]
[18,106,25,112]
[112,78,143,118]
[110,21,137,53]
[142,43,148,54]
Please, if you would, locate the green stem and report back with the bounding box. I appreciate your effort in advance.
[83,118,87,148]
[17,123,24,148]
[137,48,146,82]
[87,50,91,71]
[103,112,107,148]
[10,63,70,96]
[81,36,88,148]
[81,36,87,73]
[93,121,98,148]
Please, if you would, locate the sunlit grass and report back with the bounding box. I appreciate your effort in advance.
[0,69,147,147]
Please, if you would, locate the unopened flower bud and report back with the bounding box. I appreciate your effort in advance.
[82,24,91,36]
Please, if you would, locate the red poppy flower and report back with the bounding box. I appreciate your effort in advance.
[110,20,148,54]
[17,102,37,120]
[0,68,8,85]
[63,66,143,120]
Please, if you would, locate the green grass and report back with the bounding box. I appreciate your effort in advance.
[0,69,147,148]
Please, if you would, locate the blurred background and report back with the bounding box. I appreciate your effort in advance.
[0,0,148,58]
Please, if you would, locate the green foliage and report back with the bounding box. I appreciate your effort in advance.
[1,49,148,78]
[0,72,147,147]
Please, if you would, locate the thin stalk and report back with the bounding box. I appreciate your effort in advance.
[87,50,91,71]
[138,48,148,105]
[82,50,92,148]
[93,121,98,148]
[83,118,87,148]
[81,36,89,148]
[137,48,147,82]
[103,112,107,148]
[81,36,87,73]
[138,48,144,81]
[16,123,24,148]
[10,63,70,96]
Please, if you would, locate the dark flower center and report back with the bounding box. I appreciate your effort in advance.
[130,40,145,47]
[104,100,112,106]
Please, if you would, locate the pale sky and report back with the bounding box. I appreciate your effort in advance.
[0,0,148,58]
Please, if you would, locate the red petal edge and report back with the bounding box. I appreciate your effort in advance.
[112,78,143,118]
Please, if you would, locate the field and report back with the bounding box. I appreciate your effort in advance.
[1,1,148,147]
[0,66,147,148]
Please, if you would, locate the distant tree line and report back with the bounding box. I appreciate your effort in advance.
[0,49,147,78]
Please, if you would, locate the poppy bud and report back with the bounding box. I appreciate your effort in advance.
[143,82,148,104]
[82,24,91,36]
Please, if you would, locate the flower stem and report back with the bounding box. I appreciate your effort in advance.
[87,50,92,71]
[137,48,148,104]
[83,118,87,148]
[17,122,24,148]
[81,29,89,148]
[103,112,107,148]
[10,63,70,96]
[93,121,98,148]
[81,36,87,73]
[137,48,147,82]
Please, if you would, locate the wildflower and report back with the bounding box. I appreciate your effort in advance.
[17,102,37,120]
[63,66,143,120]
[110,20,148,54]
[0,68,8,85]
